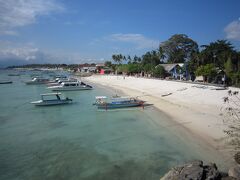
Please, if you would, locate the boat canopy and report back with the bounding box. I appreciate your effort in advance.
[111,97,132,101]
[95,96,107,99]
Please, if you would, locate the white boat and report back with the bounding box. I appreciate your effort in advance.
[47,78,77,86]
[31,93,72,106]
[47,81,93,91]
[94,96,145,109]
[25,77,49,85]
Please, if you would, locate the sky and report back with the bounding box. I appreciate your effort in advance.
[0,0,240,66]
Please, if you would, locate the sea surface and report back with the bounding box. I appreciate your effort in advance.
[0,70,226,180]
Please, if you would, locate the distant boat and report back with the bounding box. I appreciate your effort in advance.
[8,73,20,76]
[47,81,93,91]
[25,77,49,85]
[94,96,144,109]
[0,81,12,84]
[31,93,72,106]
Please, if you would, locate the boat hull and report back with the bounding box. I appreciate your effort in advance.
[25,81,49,85]
[96,102,143,109]
[50,86,92,91]
[31,99,72,106]
[0,81,12,84]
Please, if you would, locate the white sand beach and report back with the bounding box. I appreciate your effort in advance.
[82,75,239,161]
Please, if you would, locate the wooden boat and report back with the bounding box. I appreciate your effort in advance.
[31,93,72,106]
[94,96,144,109]
[48,81,92,91]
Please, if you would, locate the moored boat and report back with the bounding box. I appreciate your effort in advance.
[25,77,49,85]
[94,96,145,109]
[31,93,72,106]
[0,81,13,84]
[47,81,93,91]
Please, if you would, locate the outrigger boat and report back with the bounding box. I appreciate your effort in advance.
[47,81,93,91]
[94,96,145,110]
[25,77,49,85]
[31,93,72,106]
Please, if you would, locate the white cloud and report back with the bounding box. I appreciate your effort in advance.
[224,19,240,41]
[0,0,64,35]
[108,33,159,49]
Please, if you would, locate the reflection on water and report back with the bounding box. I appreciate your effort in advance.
[0,70,225,180]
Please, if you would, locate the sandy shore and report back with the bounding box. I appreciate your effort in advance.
[82,75,239,164]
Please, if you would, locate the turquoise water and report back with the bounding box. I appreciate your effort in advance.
[0,70,224,180]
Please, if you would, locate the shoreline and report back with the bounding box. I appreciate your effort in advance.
[80,74,238,168]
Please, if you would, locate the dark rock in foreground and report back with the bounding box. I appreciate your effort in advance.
[160,160,240,180]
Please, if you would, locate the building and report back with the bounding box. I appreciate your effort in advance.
[156,63,184,79]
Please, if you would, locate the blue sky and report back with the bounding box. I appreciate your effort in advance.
[0,0,239,66]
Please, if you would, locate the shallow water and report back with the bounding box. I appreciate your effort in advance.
[0,70,226,180]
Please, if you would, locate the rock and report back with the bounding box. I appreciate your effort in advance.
[204,163,221,179]
[221,177,237,180]
[160,160,225,180]
[228,166,240,179]
[160,160,204,180]
[234,152,240,164]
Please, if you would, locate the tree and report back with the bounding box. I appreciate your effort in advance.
[200,40,235,69]
[153,65,166,78]
[112,54,123,64]
[143,64,155,76]
[128,64,142,74]
[142,50,161,66]
[160,34,199,63]
[195,64,217,82]
[104,61,112,67]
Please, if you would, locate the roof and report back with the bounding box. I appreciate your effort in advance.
[157,63,184,72]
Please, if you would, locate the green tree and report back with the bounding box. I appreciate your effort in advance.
[128,64,142,74]
[200,40,235,69]
[112,54,123,64]
[195,64,217,82]
[143,64,155,76]
[160,34,199,63]
[104,61,112,67]
[142,50,160,66]
[153,65,166,78]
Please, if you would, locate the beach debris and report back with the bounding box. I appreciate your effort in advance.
[161,92,172,97]
[177,87,187,91]
[192,85,208,89]
[210,87,228,90]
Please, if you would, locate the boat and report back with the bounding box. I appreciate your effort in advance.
[47,81,93,91]
[8,74,20,76]
[94,96,145,109]
[0,81,13,84]
[47,78,77,86]
[25,77,49,85]
[31,93,72,106]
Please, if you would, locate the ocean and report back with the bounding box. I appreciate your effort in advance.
[0,70,225,180]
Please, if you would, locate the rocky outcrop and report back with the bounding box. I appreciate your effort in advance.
[160,160,240,180]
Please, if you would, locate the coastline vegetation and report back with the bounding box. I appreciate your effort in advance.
[109,34,240,87]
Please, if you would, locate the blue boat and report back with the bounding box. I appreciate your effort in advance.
[94,96,145,110]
